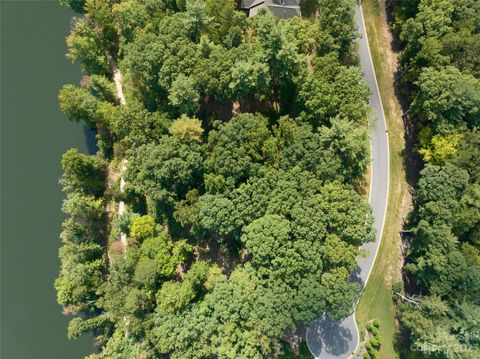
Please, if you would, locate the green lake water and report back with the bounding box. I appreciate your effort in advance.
[1,2,94,358]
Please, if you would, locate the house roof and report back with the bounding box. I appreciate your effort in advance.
[266,4,301,19]
[241,0,265,8]
[240,0,301,19]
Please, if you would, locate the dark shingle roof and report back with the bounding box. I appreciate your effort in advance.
[240,0,301,19]
[266,4,301,19]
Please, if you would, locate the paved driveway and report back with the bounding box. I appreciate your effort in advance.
[306,4,390,358]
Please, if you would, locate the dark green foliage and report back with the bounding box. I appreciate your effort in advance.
[413,66,480,131]
[204,0,247,47]
[60,0,85,13]
[127,136,204,202]
[88,75,117,103]
[168,74,200,115]
[194,194,243,239]
[55,149,107,333]
[297,62,370,128]
[61,148,106,196]
[67,314,109,340]
[393,2,480,355]
[110,100,171,147]
[317,0,358,61]
[205,113,272,187]
[318,118,369,182]
[56,1,377,357]
[59,85,99,128]
[451,130,480,183]
[55,240,104,307]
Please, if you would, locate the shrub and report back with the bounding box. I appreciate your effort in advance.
[369,336,380,349]
[372,318,381,328]
[365,341,373,352]
[369,325,379,336]
[115,212,139,235]
[130,215,155,240]
[363,352,371,359]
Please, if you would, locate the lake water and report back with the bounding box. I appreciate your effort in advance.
[1,2,94,358]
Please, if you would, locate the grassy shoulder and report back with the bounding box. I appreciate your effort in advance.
[355,1,409,358]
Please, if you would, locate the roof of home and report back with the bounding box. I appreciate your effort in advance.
[240,0,301,19]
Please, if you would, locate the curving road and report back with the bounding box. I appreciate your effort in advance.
[306,4,390,358]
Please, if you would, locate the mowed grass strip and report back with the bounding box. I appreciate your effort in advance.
[355,1,410,358]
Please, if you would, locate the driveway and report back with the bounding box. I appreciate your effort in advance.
[306,4,390,358]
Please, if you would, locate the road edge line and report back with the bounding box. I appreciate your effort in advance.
[348,3,391,358]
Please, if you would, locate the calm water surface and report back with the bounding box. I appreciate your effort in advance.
[1,2,94,358]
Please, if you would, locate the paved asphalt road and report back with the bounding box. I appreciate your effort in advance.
[306,4,390,358]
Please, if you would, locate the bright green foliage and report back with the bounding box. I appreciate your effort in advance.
[281,17,320,55]
[66,18,110,75]
[129,215,155,241]
[83,0,117,51]
[92,331,152,359]
[169,115,204,142]
[62,193,104,226]
[322,234,358,272]
[242,214,293,275]
[419,133,462,164]
[131,233,193,289]
[156,280,196,313]
[321,267,360,319]
[317,182,375,246]
[156,261,215,313]
[124,287,152,315]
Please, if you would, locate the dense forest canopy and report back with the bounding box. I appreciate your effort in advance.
[55,0,375,357]
[391,0,480,357]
